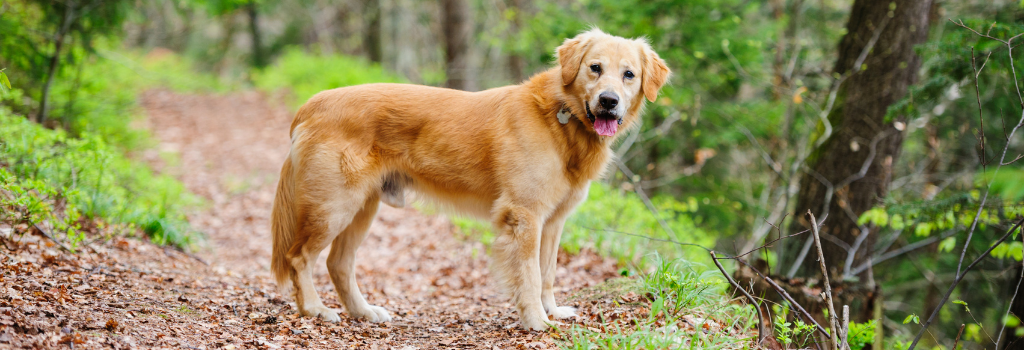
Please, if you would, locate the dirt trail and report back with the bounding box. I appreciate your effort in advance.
[0,89,620,349]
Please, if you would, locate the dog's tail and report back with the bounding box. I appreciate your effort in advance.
[271,157,297,293]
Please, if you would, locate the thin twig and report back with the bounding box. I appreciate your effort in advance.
[909,217,1024,349]
[953,324,966,350]
[810,212,839,350]
[733,258,832,339]
[586,227,712,252]
[849,229,957,276]
[996,225,1024,349]
[842,305,850,350]
[711,251,768,344]
[615,160,677,239]
[971,48,987,171]
[33,223,71,252]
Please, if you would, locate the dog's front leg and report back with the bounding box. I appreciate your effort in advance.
[492,205,549,330]
[540,218,577,319]
[540,187,587,320]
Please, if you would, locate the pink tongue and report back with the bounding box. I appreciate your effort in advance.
[594,118,618,136]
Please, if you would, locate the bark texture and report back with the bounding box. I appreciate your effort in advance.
[440,0,476,91]
[363,0,382,63]
[789,0,934,282]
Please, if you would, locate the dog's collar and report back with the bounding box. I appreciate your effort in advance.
[557,103,598,125]
[559,103,623,126]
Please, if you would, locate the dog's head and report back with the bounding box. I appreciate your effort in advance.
[557,29,671,137]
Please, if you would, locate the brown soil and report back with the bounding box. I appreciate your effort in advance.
[1,89,622,349]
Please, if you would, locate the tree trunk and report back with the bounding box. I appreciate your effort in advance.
[507,0,528,83]
[37,1,76,124]
[363,0,383,63]
[787,0,934,284]
[440,0,475,91]
[247,1,265,68]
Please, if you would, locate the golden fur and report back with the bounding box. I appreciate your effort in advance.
[271,28,670,330]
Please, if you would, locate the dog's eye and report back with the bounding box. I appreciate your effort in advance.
[624,70,634,79]
[590,64,601,74]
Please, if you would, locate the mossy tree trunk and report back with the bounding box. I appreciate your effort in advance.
[788,0,934,289]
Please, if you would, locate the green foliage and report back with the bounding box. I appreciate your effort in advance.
[0,0,132,114]
[0,167,85,249]
[772,314,816,348]
[847,321,877,350]
[0,45,233,151]
[769,303,817,348]
[560,257,756,349]
[563,183,717,265]
[451,182,717,266]
[640,258,718,319]
[251,49,404,109]
[0,108,201,247]
[0,69,11,92]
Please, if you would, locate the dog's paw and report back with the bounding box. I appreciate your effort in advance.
[520,315,554,331]
[302,306,341,323]
[548,306,578,319]
[350,304,392,323]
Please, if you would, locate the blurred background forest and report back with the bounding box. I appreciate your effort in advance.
[2,0,1024,348]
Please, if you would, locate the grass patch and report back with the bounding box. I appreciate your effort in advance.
[558,257,757,349]
[452,182,718,267]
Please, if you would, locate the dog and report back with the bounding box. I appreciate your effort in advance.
[271,28,670,330]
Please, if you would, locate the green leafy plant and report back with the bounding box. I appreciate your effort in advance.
[847,321,877,350]
[251,49,404,109]
[0,108,201,247]
[770,304,816,348]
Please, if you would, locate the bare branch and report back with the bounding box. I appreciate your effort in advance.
[734,257,832,340]
[909,217,1024,349]
[810,211,840,350]
[996,227,1024,349]
[711,251,768,344]
[849,229,956,276]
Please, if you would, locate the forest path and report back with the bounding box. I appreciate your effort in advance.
[0,89,622,349]
[134,89,619,348]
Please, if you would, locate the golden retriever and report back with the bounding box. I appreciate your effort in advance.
[271,28,670,330]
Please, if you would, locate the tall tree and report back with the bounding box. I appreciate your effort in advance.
[440,0,475,91]
[362,0,383,63]
[247,0,266,68]
[25,0,130,123]
[788,0,934,284]
[507,0,529,83]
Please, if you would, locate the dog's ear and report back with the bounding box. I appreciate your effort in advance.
[639,41,671,102]
[557,33,591,86]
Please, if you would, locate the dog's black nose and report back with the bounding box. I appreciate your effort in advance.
[599,92,618,110]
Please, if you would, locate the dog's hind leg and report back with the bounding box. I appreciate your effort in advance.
[288,177,368,322]
[325,193,392,322]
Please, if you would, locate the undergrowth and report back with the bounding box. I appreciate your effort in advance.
[559,257,757,349]
[251,48,404,108]
[0,109,201,247]
[0,48,218,248]
[452,182,718,268]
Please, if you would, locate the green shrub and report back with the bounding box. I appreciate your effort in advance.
[251,48,405,109]
[0,108,201,247]
[43,46,235,151]
[0,167,85,249]
[453,182,717,266]
[561,257,757,349]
